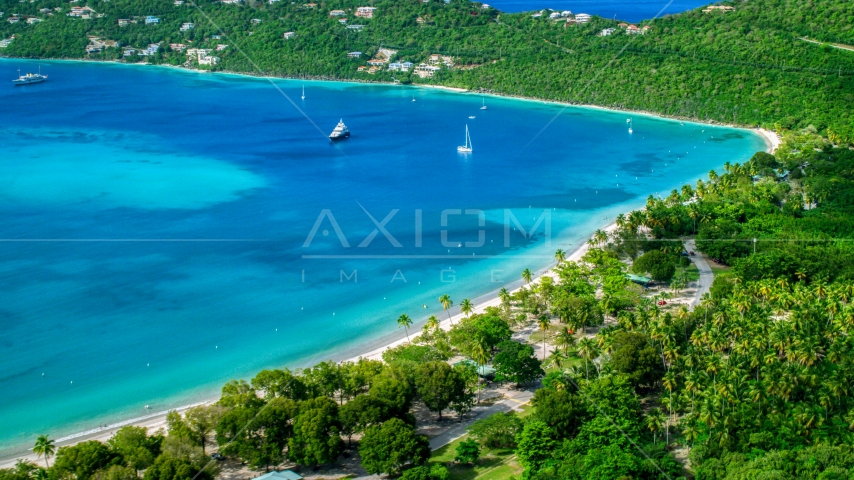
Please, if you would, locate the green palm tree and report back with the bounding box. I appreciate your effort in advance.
[460,298,474,318]
[554,327,576,354]
[546,350,567,370]
[498,287,511,305]
[537,314,551,360]
[554,249,566,264]
[646,408,666,445]
[470,336,489,405]
[425,315,440,331]
[439,294,454,324]
[522,268,533,285]
[32,435,55,468]
[576,338,600,380]
[397,314,413,343]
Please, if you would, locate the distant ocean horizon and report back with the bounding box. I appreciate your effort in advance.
[0,58,764,455]
[485,0,710,22]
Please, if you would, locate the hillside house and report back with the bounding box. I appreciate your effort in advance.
[626,24,640,34]
[0,38,13,48]
[600,27,615,36]
[283,31,295,39]
[169,43,187,51]
[574,13,591,23]
[118,18,130,26]
[329,9,345,16]
[347,51,362,58]
[347,24,364,30]
[702,5,734,12]
[198,53,219,65]
[414,63,440,78]
[428,54,453,67]
[355,6,376,18]
[180,22,194,31]
[144,16,160,24]
[338,18,347,23]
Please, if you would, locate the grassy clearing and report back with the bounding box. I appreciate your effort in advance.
[428,435,523,480]
[684,263,700,282]
[427,405,532,479]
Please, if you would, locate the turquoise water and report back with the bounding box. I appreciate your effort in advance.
[0,59,765,454]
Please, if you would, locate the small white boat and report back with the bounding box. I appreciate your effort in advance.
[301,85,305,100]
[457,125,473,153]
[480,97,487,110]
[329,119,350,140]
[412,95,416,102]
[468,115,476,119]
[628,118,633,134]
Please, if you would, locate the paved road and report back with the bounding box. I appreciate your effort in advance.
[685,238,713,307]
[428,388,534,450]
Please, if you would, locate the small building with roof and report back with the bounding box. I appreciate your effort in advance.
[626,274,652,286]
[254,472,303,480]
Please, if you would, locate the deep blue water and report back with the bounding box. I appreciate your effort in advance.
[486,0,708,22]
[0,58,764,453]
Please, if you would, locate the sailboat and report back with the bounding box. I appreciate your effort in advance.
[457,125,473,153]
[628,118,633,134]
[412,95,416,102]
[301,85,305,100]
[480,97,487,110]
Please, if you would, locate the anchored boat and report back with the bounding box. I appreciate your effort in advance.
[329,119,350,140]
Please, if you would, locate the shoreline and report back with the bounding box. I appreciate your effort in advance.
[0,220,613,468]
[0,57,775,466]
[1,56,779,147]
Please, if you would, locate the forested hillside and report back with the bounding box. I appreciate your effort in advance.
[1,0,853,140]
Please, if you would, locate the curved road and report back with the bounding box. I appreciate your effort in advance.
[685,238,713,307]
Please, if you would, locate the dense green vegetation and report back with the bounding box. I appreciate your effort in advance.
[5,135,854,478]
[2,0,854,139]
[3,0,854,475]
[600,135,854,478]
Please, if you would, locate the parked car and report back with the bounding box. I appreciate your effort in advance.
[210,453,224,461]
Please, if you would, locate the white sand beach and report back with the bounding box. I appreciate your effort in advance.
[757,128,781,153]
[0,219,616,469]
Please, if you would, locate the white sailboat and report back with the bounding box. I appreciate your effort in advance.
[628,118,633,134]
[480,97,487,110]
[301,85,305,100]
[457,125,473,153]
[412,95,416,102]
